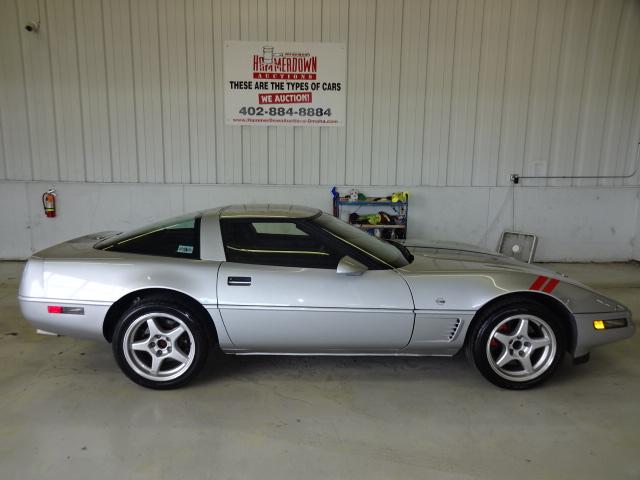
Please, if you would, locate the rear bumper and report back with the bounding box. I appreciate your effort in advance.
[573,310,635,358]
[18,296,109,341]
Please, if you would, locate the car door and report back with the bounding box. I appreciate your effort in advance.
[216,218,415,352]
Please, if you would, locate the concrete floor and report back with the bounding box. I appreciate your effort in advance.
[0,261,639,480]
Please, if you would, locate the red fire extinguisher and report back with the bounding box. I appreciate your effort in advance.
[42,189,57,218]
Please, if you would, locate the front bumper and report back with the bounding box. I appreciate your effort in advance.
[573,310,635,357]
[18,296,109,341]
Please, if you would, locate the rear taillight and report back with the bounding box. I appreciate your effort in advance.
[47,306,84,315]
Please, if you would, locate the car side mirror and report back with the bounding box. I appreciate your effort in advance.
[336,256,368,276]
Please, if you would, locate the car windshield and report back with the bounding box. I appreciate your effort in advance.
[312,213,411,268]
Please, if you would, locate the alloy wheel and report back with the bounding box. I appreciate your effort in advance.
[485,314,557,382]
[122,312,196,382]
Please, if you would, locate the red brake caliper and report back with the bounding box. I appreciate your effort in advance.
[491,323,510,349]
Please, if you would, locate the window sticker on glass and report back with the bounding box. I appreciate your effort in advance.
[177,245,194,254]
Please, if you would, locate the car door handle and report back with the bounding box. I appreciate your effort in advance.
[228,276,251,286]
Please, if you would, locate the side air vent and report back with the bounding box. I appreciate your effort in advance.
[447,318,462,341]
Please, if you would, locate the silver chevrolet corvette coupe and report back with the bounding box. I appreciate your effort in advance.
[19,205,634,389]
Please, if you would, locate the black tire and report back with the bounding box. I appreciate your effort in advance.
[112,296,209,389]
[466,298,566,389]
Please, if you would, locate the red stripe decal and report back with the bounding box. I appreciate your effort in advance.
[529,276,548,291]
[542,278,560,293]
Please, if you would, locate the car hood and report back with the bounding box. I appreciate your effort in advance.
[396,239,627,313]
[400,239,577,284]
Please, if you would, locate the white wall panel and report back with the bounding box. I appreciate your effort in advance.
[103,0,137,182]
[47,0,85,181]
[213,0,242,183]
[522,0,565,186]
[635,200,640,261]
[0,107,5,179]
[601,0,640,187]
[0,0,638,188]
[370,0,403,186]
[447,0,483,186]
[345,0,375,185]
[0,183,32,259]
[186,0,217,184]
[2,180,636,261]
[319,0,348,186]
[18,0,59,181]
[547,0,594,187]
[573,0,624,187]
[627,79,640,188]
[75,0,112,182]
[159,0,191,183]
[240,0,269,184]
[131,0,163,183]
[0,128,6,182]
[2,0,640,261]
[496,0,538,186]
[267,0,295,185]
[0,0,32,180]
[294,0,322,185]
[422,0,456,186]
[395,0,429,186]
[472,0,510,186]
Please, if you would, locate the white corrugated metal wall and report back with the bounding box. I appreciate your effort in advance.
[1,0,639,188]
[1,0,640,262]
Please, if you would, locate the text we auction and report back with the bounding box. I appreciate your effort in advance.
[224,41,346,126]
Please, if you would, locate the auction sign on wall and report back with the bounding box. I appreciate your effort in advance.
[224,41,346,127]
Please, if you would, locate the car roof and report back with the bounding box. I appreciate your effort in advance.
[218,204,322,219]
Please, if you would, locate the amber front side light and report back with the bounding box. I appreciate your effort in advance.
[593,320,606,330]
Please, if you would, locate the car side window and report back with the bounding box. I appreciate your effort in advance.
[98,216,201,259]
[220,219,343,269]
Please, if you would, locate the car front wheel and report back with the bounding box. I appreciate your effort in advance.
[467,299,566,389]
[112,298,209,389]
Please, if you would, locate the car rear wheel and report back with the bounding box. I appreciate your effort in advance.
[112,298,209,389]
[466,299,565,389]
